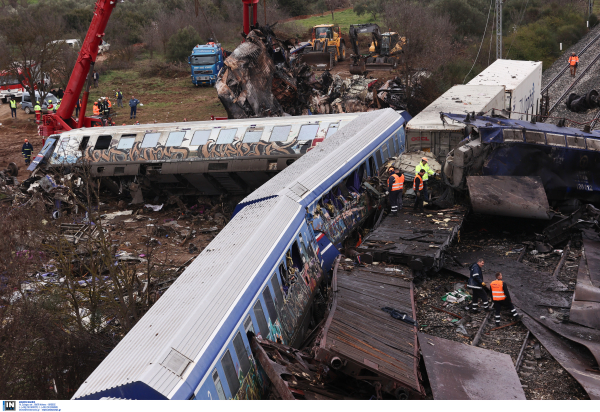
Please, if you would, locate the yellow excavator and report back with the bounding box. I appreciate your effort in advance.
[301,24,346,70]
[349,23,405,74]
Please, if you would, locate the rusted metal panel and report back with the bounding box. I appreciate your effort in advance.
[357,207,466,271]
[316,265,423,396]
[419,333,526,400]
[521,316,600,400]
[467,176,552,220]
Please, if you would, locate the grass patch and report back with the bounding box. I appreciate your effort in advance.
[279,9,385,39]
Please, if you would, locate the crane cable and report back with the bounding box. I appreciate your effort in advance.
[463,0,494,84]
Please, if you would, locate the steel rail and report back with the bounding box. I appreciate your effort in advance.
[542,30,600,94]
[548,50,600,115]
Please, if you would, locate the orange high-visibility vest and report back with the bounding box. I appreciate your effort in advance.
[93,103,100,115]
[390,173,404,191]
[569,56,579,66]
[413,175,423,191]
[107,99,112,108]
[490,280,506,301]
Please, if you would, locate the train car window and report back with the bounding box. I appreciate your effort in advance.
[166,131,186,147]
[567,135,586,149]
[375,148,383,167]
[262,287,278,323]
[270,273,284,310]
[278,263,289,291]
[546,133,566,147]
[220,350,240,397]
[381,141,389,161]
[243,129,263,143]
[297,124,320,141]
[269,125,292,142]
[116,135,136,150]
[326,123,339,138]
[216,128,237,144]
[141,132,161,148]
[212,370,227,400]
[253,300,270,339]
[232,332,251,376]
[587,138,600,151]
[367,156,376,176]
[191,130,211,146]
[291,241,303,271]
[94,135,112,150]
[243,315,255,334]
[79,136,90,151]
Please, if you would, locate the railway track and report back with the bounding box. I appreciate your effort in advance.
[543,30,600,117]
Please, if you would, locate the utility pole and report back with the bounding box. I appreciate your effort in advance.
[496,0,502,60]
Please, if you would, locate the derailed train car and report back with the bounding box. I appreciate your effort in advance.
[34,113,362,199]
[72,109,413,400]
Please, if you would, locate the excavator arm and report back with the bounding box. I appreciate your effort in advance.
[349,24,382,57]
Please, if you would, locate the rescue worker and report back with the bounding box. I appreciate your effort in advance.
[102,97,110,117]
[129,95,140,119]
[415,157,435,202]
[93,100,101,116]
[75,97,81,117]
[569,52,579,77]
[115,89,123,108]
[386,166,404,216]
[413,169,425,213]
[465,258,491,313]
[490,272,522,326]
[9,97,18,118]
[22,139,33,165]
[34,101,42,124]
[55,99,61,113]
[47,99,54,112]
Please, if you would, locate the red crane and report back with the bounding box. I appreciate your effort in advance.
[242,0,259,35]
[40,0,118,137]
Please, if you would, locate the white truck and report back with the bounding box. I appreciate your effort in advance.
[467,59,542,121]
[405,84,505,158]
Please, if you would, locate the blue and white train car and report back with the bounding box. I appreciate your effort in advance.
[72,108,410,400]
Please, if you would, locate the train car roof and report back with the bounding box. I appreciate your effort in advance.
[239,108,409,209]
[53,113,362,137]
[73,195,304,400]
[467,59,542,91]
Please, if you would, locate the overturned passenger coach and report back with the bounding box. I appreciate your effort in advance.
[72,108,413,400]
[31,113,363,199]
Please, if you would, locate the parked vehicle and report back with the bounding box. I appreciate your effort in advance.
[21,91,59,114]
[188,43,226,86]
[301,24,346,70]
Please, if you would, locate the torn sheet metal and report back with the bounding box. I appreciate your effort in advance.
[466,176,552,220]
[570,234,600,329]
[314,264,423,397]
[418,333,526,400]
[521,315,600,400]
[216,30,283,118]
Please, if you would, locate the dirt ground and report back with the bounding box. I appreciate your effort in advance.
[414,212,589,400]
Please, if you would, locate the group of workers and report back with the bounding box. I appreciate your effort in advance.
[93,96,112,117]
[386,157,436,216]
[465,258,523,325]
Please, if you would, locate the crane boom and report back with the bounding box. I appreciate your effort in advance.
[41,0,118,136]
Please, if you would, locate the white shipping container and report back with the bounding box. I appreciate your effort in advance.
[468,59,542,121]
[406,84,505,158]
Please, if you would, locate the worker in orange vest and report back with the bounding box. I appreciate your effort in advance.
[386,166,404,216]
[93,101,100,115]
[413,169,425,213]
[569,52,579,77]
[490,272,522,326]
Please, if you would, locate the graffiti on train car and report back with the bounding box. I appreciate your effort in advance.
[312,192,371,246]
[84,138,301,164]
[234,361,266,400]
[200,139,298,158]
[85,142,190,163]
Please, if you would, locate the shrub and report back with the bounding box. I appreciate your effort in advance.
[166,26,202,63]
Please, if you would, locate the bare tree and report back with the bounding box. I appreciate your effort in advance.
[325,0,349,19]
[144,21,160,59]
[0,5,68,105]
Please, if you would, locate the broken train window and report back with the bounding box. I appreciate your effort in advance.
[262,287,278,323]
[232,332,251,376]
[212,369,227,400]
[94,135,112,150]
[278,262,290,293]
[243,315,255,334]
[367,156,376,177]
[79,136,90,151]
[270,273,285,309]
